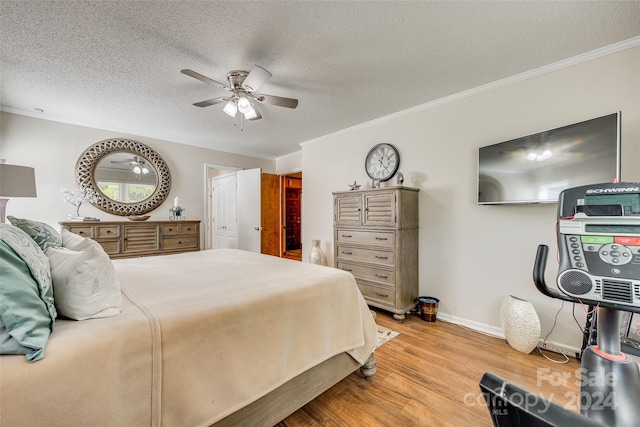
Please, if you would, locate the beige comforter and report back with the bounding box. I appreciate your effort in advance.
[0,249,377,427]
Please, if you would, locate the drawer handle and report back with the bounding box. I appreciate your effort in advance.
[375,292,389,298]
[342,251,353,255]
[375,237,388,241]
[178,241,182,245]
[106,230,111,234]
[342,234,352,238]
[375,274,388,279]
[169,228,173,232]
[341,268,353,272]
[375,255,388,259]
[78,231,84,235]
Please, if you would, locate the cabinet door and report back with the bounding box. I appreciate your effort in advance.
[363,192,396,226]
[334,194,362,226]
[123,224,159,253]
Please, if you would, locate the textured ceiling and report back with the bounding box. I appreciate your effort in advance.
[1,1,639,159]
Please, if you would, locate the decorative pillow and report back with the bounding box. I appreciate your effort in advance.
[61,228,86,248]
[0,224,57,362]
[46,244,122,320]
[53,230,122,320]
[7,216,62,252]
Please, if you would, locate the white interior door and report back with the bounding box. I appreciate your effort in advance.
[237,168,261,252]
[213,173,238,249]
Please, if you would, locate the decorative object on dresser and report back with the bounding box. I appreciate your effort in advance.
[59,220,200,258]
[333,186,419,321]
[60,185,98,220]
[75,138,171,216]
[170,196,185,220]
[364,143,400,183]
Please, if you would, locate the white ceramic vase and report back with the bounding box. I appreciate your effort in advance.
[500,295,541,354]
[309,240,327,266]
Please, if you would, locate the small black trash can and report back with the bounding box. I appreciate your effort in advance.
[418,296,439,322]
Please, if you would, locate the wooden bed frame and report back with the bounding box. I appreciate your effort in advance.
[214,354,377,426]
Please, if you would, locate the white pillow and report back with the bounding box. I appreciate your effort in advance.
[61,228,86,249]
[46,240,122,321]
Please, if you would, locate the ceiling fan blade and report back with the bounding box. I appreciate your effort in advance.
[181,69,229,90]
[256,94,298,109]
[193,97,228,108]
[241,65,272,92]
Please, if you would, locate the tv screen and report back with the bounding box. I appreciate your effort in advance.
[477,112,621,205]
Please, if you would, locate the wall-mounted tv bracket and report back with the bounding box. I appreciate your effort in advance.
[533,182,640,427]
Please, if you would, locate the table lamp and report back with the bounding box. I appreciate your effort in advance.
[0,160,37,222]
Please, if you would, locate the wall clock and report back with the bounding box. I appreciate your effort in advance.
[365,143,400,182]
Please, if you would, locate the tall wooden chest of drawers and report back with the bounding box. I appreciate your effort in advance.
[333,187,419,321]
[59,220,200,259]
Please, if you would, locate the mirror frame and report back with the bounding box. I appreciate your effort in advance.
[76,138,171,216]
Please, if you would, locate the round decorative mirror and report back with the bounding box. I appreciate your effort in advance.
[76,139,171,216]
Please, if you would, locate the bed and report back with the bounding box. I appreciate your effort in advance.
[0,221,377,427]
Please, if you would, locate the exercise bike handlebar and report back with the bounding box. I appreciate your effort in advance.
[533,244,577,304]
[534,244,640,313]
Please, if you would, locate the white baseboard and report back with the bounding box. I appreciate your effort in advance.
[435,312,581,358]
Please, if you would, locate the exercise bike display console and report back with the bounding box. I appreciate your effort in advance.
[533,182,640,427]
[547,182,640,311]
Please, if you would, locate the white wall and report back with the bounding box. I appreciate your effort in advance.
[301,45,640,351]
[0,112,275,249]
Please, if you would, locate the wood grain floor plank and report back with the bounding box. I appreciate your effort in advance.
[277,309,582,426]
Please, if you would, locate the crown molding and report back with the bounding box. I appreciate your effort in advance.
[301,36,640,148]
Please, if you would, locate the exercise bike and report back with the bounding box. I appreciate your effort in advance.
[482,182,640,427]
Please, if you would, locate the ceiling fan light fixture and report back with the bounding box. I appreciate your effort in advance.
[244,105,258,120]
[237,96,251,114]
[223,100,238,117]
[133,165,142,174]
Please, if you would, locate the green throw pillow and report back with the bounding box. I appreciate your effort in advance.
[0,224,56,362]
[7,216,62,252]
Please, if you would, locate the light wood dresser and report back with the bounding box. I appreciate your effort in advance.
[333,186,419,321]
[59,220,200,259]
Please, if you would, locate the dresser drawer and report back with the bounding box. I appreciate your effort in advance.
[335,229,395,248]
[337,262,395,286]
[97,240,121,256]
[95,225,119,239]
[161,224,180,235]
[178,223,198,235]
[65,225,94,238]
[336,245,395,267]
[357,282,395,306]
[162,235,198,251]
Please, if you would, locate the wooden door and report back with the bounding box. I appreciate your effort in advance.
[260,173,280,256]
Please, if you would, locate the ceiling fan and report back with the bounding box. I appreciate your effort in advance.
[110,155,150,174]
[181,65,298,124]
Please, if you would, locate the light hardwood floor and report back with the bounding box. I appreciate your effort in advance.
[278,308,583,426]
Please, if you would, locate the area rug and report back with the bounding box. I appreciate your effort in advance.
[376,325,400,349]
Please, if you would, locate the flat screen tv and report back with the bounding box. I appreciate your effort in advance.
[477,112,621,205]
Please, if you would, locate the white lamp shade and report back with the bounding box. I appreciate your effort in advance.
[244,105,258,120]
[223,100,237,117]
[237,96,251,114]
[0,164,37,197]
